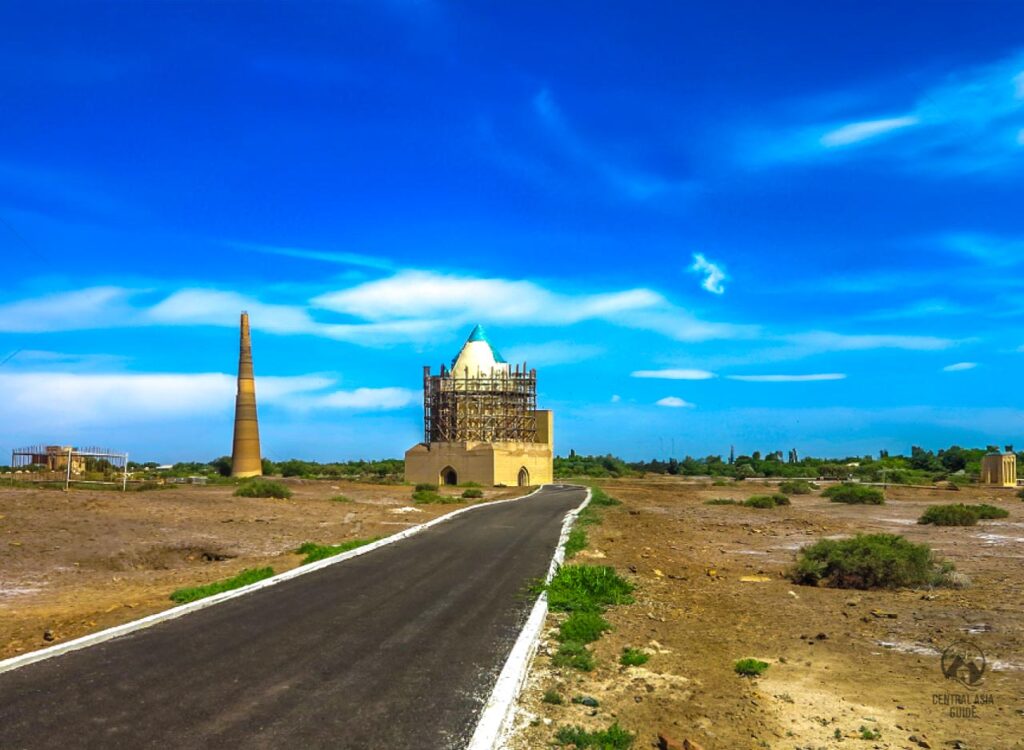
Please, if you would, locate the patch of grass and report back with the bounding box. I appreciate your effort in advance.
[295,537,381,564]
[169,567,275,603]
[554,723,634,749]
[564,527,588,558]
[705,498,738,505]
[734,658,770,677]
[330,494,353,503]
[822,483,884,505]
[859,725,881,740]
[414,482,438,492]
[974,503,1010,519]
[542,688,564,705]
[558,611,611,644]
[544,565,635,614]
[552,640,595,671]
[918,503,979,526]
[132,481,177,492]
[744,493,790,508]
[779,479,815,495]
[620,647,649,667]
[234,479,292,499]
[588,486,622,507]
[1018,488,1024,500]
[461,488,484,499]
[412,489,459,504]
[790,533,948,589]
[712,479,731,487]
[460,481,482,488]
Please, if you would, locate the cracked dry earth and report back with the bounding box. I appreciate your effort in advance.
[507,477,1024,750]
[0,480,527,661]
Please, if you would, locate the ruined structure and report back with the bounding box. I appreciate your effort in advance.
[981,448,1017,488]
[230,312,263,478]
[405,325,553,487]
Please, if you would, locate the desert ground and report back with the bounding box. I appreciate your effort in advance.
[0,479,527,661]
[509,477,1024,750]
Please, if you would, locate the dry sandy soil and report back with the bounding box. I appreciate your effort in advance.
[509,477,1024,750]
[0,479,526,661]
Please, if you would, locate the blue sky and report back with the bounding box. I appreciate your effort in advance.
[1,2,1023,463]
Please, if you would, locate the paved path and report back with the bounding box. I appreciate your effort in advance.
[0,485,586,750]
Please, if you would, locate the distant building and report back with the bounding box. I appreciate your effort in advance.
[981,450,1017,488]
[405,325,554,487]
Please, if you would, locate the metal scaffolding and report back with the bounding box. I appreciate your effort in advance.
[10,445,130,491]
[423,363,537,443]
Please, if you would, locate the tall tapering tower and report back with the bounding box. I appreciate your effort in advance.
[231,311,263,477]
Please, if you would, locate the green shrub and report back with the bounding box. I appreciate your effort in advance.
[542,689,564,705]
[744,493,790,508]
[295,537,380,565]
[558,612,611,644]
[169,567,274,603]
[779,479,815,495]
[564,527,588,558]
[414,482,438,492]
[974,503,1010,519]
[790,534,946,589]
[412,489,459,504]
[588,486,622,507]
[734,658,770,677]
[234,480,292,499]
[705,498,737,505]
[620,647,649,667]
[859,726,882,741]
[330,494,353,503]
[460,481,482,488]
[544,565,635,614]
[461,488,484,499]
[552,640,595,671]
[918,504,979,526]
[132,481,176,492]
[822,483,884,505]
[554,723,634,749]
[1018,488,1024,500]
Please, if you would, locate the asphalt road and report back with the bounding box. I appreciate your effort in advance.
[0,484,586,750]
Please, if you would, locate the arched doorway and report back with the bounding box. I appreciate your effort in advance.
[441,466,458,486]
[517,467,530,486]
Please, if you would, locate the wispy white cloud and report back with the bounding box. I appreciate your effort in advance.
[727,373,846,382]
[656,396,695,408]
[689,253,727,295]
[228,241,396,271]
[0,371,413,429]
[820,116,920,147]
[631,368,716,380]
[0,287,140,333]
[610,394,621,403]
[532,88,690,201]
[942,362,978,372]
[750,50,1024,172]
[941,232,1024,268]
[147,289,320,335]
[784,331,956,352]
[502,341,604,367]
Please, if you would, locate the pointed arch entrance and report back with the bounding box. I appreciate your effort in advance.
[517,467,530,487]
[440,466,458,486]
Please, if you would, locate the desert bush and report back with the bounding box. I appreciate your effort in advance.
[544,565,635,614]
[330,494,353,503]
[461,488,484,499]
[734,658,770,677]
[974,503,1010,519]
[414,482,438,492]
[169,567,274,603]
[918,504,979,526]
[554,723,634,749]
[542,689,564,705]
[620,647,649,667]
[790,534,946,589]
[744,493,790,509]
[234,479,292,499]
[552,640,595,671]
[705,498,737,505]
[295,537,380,565]
[779,479,815,495]
[558,612,611,645]
[822,483,884,505]
[412,489,459,504]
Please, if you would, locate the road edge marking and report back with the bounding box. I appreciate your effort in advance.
[0,485,550,677]
[465,486,592,750]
